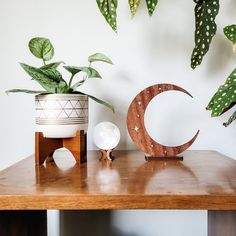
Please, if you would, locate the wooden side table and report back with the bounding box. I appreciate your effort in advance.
[0,150,236,236]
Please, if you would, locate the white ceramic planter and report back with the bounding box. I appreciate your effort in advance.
[35,94,88,138]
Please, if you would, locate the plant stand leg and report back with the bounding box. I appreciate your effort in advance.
[35,131,87,166]
[0,210,47,236]
[208,210,236,236]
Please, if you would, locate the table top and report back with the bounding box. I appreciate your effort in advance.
[0,150,236,210]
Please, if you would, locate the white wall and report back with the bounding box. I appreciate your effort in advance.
[1,0,236,235]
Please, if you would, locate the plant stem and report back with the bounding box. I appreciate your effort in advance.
[68,74,75,88]
[43,59,46,66]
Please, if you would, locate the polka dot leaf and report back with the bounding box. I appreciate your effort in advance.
[129,0,141,16]
[191,0,219,69]
[96,0,117,32]
[207,68,236,124]
[224,25,236,43]
[146,0,158,16]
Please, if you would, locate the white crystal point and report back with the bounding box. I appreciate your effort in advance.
[93,122,120,150]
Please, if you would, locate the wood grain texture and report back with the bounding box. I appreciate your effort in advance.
[0,210,47,236]
[35,131,87,165]
[208,211,236,236]
[0,150,236,210]
[127,84,199,158]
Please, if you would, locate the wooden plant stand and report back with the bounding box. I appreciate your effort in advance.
[35,131,87,166]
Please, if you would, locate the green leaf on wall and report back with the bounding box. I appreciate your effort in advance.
[29,37,54,61]
[207,68,236,123]
[146,0,158,16]
[129,0,141,16]
[191,0,219,69]
[224,25,236,43]
[96,0,117,32]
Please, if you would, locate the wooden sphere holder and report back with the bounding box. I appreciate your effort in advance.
[35,130,87,166]
[99,149,114,162]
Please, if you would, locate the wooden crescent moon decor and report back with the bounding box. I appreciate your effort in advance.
[127,84,200,161]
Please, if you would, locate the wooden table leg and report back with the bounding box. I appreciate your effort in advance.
[208,210,236,236]
[0,210,47,236]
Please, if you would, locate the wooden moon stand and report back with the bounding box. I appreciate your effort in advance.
[35,131,87,166]
[127,83,199,161]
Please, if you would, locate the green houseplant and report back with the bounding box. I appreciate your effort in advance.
[207,25,236,126]
[7,37,114,138]
[96,0,220,69]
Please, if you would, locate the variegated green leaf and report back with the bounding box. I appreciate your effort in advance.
[72,91,114,112]
[40,61,64,70]
[6,89,49,94]
[129,0,141,16]
[146,0,158,16]
[63,66,81,76]
[88,53,113,64]
[191,0,219,69]
[20,63,67,93]
[96,0,117,32]
[223,110,236,127]
[64,66,102,78]
[71,80,85,90]
[29,37,54,61]
[207,68,236,118]
[71,91,114,112]
[224,25,236,43]
[88,94,114,112]
[83,67,102,78]
[40,68,63,83]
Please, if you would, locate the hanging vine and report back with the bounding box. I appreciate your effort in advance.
[146,0,158,16]
[96,0,220,69]
[96,0,158,32]
[224,25,236,52]
[96,0,118,32]
[191,0,220,69]
[207,25,236,126]
[129,0,141,16]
